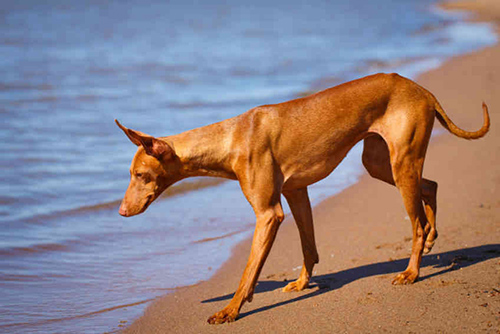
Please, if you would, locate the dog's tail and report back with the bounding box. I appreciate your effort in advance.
[434,101,490,140]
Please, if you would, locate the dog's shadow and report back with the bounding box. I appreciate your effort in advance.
[202,244,499,319]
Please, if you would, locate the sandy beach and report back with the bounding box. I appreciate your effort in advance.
[123,1,500,332]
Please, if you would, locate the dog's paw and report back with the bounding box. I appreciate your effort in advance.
[282,279,308,292]
[207,307,239,325]
[423,229,438,254]
[423,241,434,254]
[392,270,418,285]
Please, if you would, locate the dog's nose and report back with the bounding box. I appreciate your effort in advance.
[118,204,128,217]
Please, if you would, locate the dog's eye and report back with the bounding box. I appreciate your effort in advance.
[135,172,151,183]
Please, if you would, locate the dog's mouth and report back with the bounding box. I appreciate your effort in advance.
[140,195,154,213]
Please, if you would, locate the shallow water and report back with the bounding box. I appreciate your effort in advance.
[0,0,496,332]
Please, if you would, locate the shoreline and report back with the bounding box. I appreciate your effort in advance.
[123,1,500,332]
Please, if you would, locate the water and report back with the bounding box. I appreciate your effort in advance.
[0,0,496,332]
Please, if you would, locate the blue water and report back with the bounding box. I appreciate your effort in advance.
[0,0,496,332]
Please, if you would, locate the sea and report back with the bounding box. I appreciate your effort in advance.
[0,0,496,332]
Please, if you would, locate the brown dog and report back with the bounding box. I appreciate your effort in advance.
[116,73,489,324]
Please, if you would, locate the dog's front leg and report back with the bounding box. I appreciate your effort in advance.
[207,205,284,324]
[282,187,318,292]
[207,164,284,324]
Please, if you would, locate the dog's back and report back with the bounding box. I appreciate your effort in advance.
[231,73,433,188]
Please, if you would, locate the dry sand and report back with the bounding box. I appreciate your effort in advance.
[123,1,500,332]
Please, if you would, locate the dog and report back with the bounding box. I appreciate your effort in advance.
[116,73,489,324]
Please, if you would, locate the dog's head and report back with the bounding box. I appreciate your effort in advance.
[115,120,181,217]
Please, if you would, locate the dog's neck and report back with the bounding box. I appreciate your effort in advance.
[165,121,237,180]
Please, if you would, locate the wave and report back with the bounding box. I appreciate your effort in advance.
[191,225,253,244]
[0,297,156,330]
[22,178,227,224]
[0,242,72,257]
[0,178,229,259]
[0,272,73,282]
[159,177,226,199]
[0,238,93,258]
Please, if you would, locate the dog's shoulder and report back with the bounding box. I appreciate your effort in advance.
[240,104,282,128]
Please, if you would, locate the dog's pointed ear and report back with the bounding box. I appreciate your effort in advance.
[115,119,143,146]
[115,119,174,161]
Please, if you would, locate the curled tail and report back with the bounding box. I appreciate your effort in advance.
[435,101,490,139]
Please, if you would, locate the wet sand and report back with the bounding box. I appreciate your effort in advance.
[123,1,500,332]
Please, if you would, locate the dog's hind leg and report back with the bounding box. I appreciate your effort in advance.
[384,111,434,285]
[282,187,319,292]
[362,135,438,254]
[390,154,427,284]
[421,178,438,253]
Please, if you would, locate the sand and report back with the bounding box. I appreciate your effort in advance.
[123,1,500,332]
